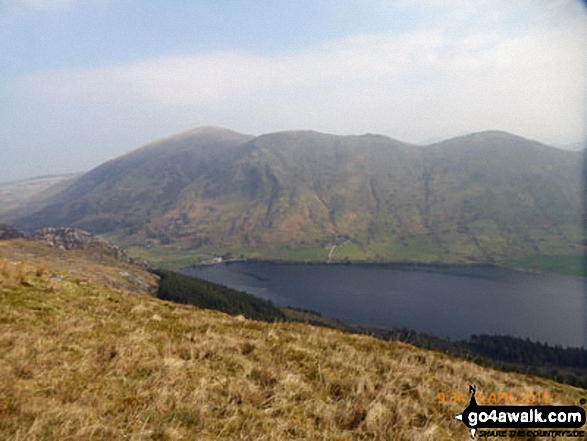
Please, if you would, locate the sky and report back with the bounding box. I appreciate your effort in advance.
[1,0,586,182]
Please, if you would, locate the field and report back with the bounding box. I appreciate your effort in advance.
[499,254,587,277]
[124,240,587,280]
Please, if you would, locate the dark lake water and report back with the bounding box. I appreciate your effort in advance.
[181,262,587,348]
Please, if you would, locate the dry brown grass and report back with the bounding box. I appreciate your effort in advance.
[0,240,158,294]
[0,241,585,440]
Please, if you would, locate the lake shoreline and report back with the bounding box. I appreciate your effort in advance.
[183,258,559,278]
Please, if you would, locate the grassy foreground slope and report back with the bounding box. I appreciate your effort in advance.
[0,241,585,440]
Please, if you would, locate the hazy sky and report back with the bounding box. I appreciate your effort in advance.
[1,0,586,182]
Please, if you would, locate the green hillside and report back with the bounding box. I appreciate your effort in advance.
[15,127,585,270]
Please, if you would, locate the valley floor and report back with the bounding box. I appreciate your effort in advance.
[125,242,587,277]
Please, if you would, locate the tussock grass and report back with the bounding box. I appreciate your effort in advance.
[0,242,585,440]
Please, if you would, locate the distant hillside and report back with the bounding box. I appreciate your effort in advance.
[14,127,584,267]
[0,174,78,222]
[0,239,584,439]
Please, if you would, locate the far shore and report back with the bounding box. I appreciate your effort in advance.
[182,257,555,277]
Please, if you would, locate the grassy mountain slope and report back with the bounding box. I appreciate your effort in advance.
[14,128,585,268]
[16,126,254,235]
[0,240,585,440]
[419,132,584,262]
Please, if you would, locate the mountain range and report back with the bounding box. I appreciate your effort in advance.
[9,126,585,266]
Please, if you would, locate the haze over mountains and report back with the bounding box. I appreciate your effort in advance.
[9,126,584,265]
[0,174,78,221]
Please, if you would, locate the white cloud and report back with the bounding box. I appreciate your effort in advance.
[17,30,446,106]
[12,1,587,145]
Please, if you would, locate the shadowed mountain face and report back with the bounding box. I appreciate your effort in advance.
[15,127,584,263]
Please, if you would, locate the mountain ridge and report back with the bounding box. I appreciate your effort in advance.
[13,127,584,267]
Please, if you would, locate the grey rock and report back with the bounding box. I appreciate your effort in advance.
[30,227,151,269]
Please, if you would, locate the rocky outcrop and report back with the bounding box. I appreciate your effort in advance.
[30,227,151,269]
[32,227,108,249]
[0,224,25,240]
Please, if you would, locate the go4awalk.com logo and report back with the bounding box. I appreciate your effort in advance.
[453,385,586,439]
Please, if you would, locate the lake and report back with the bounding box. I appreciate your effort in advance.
[181,262,587,348]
